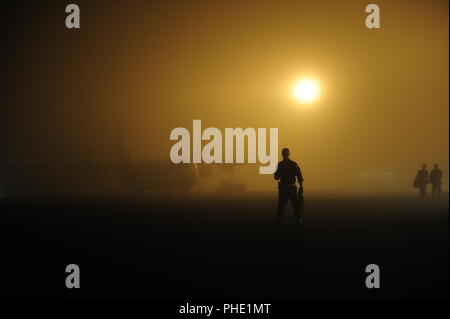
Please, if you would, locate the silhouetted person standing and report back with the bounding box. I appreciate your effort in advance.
[415,164,428,199]
[429,164,442,199]
[274,148,304,224]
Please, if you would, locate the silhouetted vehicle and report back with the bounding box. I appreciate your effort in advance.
[0,160,198,196]
[216,180,246,194]
[429,164,443,199]
[116,161,198,193]
[414,164,428,199]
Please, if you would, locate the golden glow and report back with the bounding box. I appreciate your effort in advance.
[292,78,320,103]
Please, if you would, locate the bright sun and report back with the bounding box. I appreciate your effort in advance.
[292,78,320,103]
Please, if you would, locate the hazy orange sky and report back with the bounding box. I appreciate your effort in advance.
[1,0,448,193]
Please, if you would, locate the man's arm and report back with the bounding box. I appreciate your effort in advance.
[274,163,280,180]
[296,164,303,186]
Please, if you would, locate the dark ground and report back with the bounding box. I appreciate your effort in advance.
[0,192,448,299]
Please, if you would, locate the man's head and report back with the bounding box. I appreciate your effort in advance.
[282,148,290,160]
[422,164,427,169]
[434,164,439,169]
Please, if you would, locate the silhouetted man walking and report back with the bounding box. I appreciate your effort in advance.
[415,164,428,199]
[274,148,304,224]
[429,164,442,199]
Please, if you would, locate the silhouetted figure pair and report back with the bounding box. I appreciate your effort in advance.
[274,148,304,224]
[414,164,443,199]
